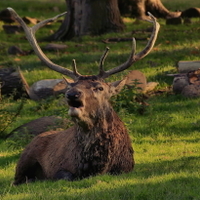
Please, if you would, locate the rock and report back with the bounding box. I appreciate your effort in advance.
[173,75,189,94]
[181,84,200,98]
[8,46,25,55]
[125,70,147,91]
[166,17,182,25]
[19,68,74,100]
[181,7,200,18]
[0,9,16,23]
[3,25,23,34]
[6,116,71,138]
[30,79,67,99]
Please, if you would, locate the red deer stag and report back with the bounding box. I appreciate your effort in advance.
[8,8,160,185]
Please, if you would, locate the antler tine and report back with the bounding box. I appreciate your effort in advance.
[98,47,110,77]
[135,12,160,60]
[7,8,80,80]
[72,59,81,77]
[99,12,160,79]
[31,12,67,35]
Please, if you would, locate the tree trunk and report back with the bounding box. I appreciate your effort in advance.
[118,0,180,19]
[48,0,180,41]
[48,0,124,41]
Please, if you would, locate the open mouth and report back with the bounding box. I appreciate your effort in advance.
[67,99,83,108]
[67,99,84,117]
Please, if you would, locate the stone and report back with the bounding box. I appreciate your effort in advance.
[125,70,147,92]
[173,75,189,94]
[7,116,71,138]
[181,84,200,98]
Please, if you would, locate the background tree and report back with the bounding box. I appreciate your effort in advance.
[119,0,180,19]
[48,0,124,41]
[49,0,180,41]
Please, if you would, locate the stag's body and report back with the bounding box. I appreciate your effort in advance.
[8,8,159,185]
[14,77,134,185]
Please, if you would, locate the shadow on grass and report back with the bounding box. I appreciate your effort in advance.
[50,156,200,199]
[56,177,200,200]
[134,155,199,178]
[4,155,199,200]
[10,172,199,200]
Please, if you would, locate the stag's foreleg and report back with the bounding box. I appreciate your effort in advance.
[53,170,75,181]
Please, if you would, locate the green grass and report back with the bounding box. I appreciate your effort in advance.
[1,0,200,199]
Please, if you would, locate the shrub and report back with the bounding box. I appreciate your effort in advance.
[112,79,147,114]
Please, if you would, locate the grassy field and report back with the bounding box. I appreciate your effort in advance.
[1,0,200,200]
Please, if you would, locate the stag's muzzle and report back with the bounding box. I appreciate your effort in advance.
[66,89,83,117]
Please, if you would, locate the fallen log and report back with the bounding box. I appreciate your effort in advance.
[178,61,200,73]
[102,37,146,43]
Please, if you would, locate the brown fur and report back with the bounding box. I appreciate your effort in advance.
[14,76,134,185]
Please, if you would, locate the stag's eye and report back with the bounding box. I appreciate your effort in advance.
[98,87,104,91]
[93,86,104,92]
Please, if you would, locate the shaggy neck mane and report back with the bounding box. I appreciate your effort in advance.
[73,104,127,177]
[75,104,126,149]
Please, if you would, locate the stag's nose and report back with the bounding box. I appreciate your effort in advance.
[66,90,82,100]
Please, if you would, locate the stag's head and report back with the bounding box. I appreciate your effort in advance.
[7,8,160,126]
[64,75,127,126]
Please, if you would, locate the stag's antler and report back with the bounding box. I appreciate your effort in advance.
[97,12,160,79]
[7,7,81,80]
[8,8,159,80]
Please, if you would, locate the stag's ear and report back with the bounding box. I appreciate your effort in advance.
[109,77,127,96]
[63,76,74,86]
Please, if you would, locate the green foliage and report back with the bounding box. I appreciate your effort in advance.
[112,80,145,114]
